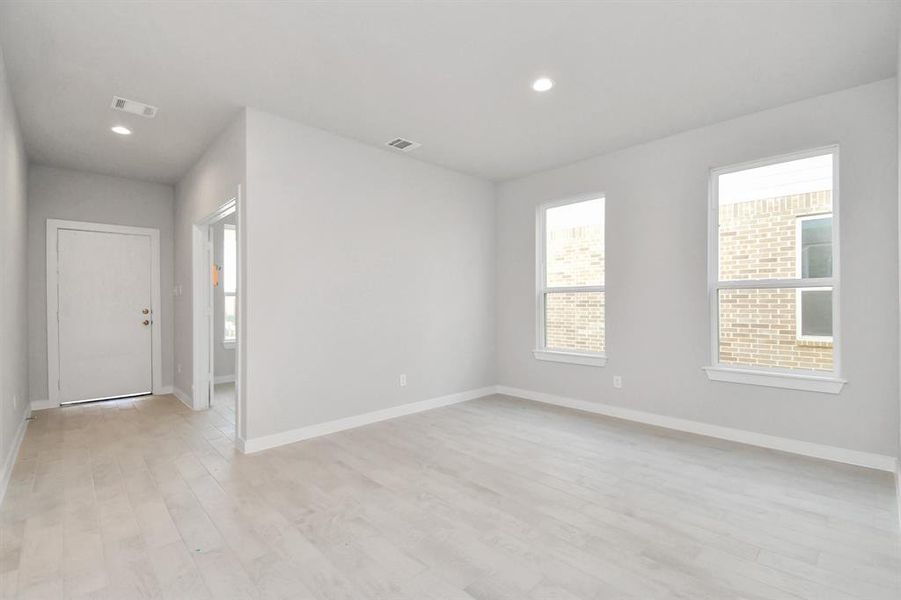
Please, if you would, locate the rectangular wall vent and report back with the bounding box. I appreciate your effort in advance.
[386,137,421,152]
[110,96,159,118]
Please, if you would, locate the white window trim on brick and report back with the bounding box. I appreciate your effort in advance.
[704,146,845,394]
[534,194,607,367]
[795,213,834,343]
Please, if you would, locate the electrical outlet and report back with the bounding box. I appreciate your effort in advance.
[399,374,407,387]
[613,375,623,389]
[13,394,18,409]
[177,364,182,374]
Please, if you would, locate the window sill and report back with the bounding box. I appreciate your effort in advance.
[533,349,607,367]
[703,366,845,394]
[223,340,236,350]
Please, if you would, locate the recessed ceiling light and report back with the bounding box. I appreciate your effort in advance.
[532,77,554,92]
[111,125,131,135]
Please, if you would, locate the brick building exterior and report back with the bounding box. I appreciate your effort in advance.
[718,190,833,371]
[545,224,605,352]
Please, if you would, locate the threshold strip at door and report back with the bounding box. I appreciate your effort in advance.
[60,391,152,406]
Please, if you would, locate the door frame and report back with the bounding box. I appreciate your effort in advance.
[46,219,163,408]
[191,186,244,446]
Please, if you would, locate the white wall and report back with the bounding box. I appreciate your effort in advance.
[0,47,28,491]
[243,109,496,439]
[173,111,246,400]
[497,79,899,457]
[896,25,901,505]
[213,213,236,379]
[26,165,176,401]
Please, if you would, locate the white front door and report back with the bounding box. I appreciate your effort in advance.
[57,228,153,403]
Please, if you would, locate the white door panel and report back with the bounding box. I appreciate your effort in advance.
[57,229,153,403]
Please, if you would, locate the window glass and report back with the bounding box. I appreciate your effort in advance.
[718,288,833,372]
[545,198,604,287]
[799,216,832,278]
[718,154,832,281]
[224,295,237,342]
[545,291,605,353]
[800,289,832,338]
[223,225,236,294]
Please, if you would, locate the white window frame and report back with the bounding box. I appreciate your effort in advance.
[795,213,834,343]
[703,146,845,393]
[533,193,606,367]
[223,223,237,347]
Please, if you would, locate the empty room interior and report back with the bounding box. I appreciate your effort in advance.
[2,1,901,598]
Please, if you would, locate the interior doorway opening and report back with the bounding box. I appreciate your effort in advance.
[192,188,243,445]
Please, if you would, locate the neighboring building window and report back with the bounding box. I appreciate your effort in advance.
[796,214,833,342]
[223,224,237,343]
[711,149,838,377]
[534,196,605,365]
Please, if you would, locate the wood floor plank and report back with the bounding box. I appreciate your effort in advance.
[1,392,898,599]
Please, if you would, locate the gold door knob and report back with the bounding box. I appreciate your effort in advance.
[143,320,150,326]
[142,308,150,314]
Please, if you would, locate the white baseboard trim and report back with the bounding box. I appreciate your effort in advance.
[496,385,898,473]
[242,386,496,454]
[173,387,194,410]
[1,414,30,506]
[155,385,174,395]
[214,375,235,384]
[30,399,56,411]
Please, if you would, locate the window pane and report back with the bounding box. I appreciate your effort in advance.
[718,154,832,281]
[718,288,832,372]
[800,289,832,337]
[223,225,237,294]
[224,295,237,341]
[799,216,832,278]
[545,291,604,353]
[546,198,604,287]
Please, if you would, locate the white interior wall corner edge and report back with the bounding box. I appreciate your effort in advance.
[497,386,897,472]
[0,44,30,489]
[173,387,193,410]
[896,17,901,524]
[0,414,29,506]
[496,78,899,458]
[173,109,247,417]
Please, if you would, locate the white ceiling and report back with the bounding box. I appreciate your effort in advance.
[0,1,898,184]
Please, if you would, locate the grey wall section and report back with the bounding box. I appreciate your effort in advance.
[27,165,176,401]
[897,28,901,491]
[244,109,496,439]
[213,213,236,379]
[497,79,899,457]
[0,47,29,483]
[173,111,246,399]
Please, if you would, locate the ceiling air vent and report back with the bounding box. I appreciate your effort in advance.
[386,137,421,152]
[110,96,159,118]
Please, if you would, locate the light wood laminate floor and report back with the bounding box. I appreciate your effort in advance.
[1,393,899,599]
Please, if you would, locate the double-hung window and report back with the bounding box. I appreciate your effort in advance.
[705,148,843,393]
[223,224,237,346]
[534,196,606,366]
